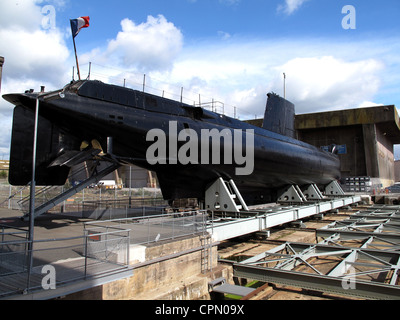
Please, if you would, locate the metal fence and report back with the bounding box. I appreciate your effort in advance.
[84,210,208,246]
[0,183,164,212]
[80,197,169,220]
[0,226,29,278]
[0,227,130,298]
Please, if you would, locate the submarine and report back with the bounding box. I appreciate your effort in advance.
[3,80,341,205]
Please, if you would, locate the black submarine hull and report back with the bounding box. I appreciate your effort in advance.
[3,80,340,204]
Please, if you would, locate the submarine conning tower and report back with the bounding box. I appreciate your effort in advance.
[262,93,296,139]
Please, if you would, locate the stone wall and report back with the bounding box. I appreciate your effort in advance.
[63,235,233,300]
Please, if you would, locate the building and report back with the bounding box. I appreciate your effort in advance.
[395,160,400,182]
[119,165,158,189]
[295,105,400,190]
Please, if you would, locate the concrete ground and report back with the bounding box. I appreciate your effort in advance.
[0,208,89,240]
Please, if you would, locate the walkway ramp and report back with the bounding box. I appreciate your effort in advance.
[19,161,120,220]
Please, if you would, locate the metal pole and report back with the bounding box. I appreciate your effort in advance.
[70,20,81,81]
[283,73,286,99]
[0,56,4,93]
[27,96,40,291]
[72,36,81,80]
[8,185,11,209]
[84,231,88,279]
[88,62,91,80]
[180,87,183,103]
[129,166,132,208]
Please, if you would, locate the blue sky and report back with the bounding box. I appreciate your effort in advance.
[59,1,399,39]
[0,0,400,158]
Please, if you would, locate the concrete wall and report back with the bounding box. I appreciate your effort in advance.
[297,125,367,177]
[62,235,233,300]
[375,124,395,187]
[297,124,395,187]
[294,105,400,188]
[361,123,395,187]
[120,165,153,188]
[395,161,400,182]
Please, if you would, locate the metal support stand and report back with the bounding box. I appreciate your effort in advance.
[278,185,307,203]
[324,180,345,196]
[302,184,324,200]
[205,178,249,212]
[279,182,344,204]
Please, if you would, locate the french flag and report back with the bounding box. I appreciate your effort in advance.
[70,16,90,38]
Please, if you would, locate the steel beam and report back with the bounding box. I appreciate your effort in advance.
[231,203,400,300]
[233,263,400,300]
[209,196,361,242]
[235,242,400,299]
[317,228,400,247]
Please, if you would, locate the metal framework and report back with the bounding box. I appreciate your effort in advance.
[208,195,361,242]
[233,205,400,300]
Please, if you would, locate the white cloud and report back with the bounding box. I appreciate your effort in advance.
[275,56,384,113]
[0,0,43,30]
[147,37,394,119]
[0,0,72,159]
[357,101,384,109]
[104,15,183,72]
[83,32,398,121]
[0,0,71,87]
[0,28,70,86]
[278,0,310,15]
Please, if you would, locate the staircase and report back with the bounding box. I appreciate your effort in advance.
[20,161,120,221]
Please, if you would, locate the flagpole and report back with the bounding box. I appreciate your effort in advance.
[70,20,81,81]
[72,35,81,81]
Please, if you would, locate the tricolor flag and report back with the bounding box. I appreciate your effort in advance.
[70,16,90,38]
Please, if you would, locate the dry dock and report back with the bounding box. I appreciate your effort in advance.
[2,193,400,300]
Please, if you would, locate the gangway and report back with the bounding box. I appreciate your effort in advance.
[20,161,120,221]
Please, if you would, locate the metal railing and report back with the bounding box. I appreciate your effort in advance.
[84,210,208,246]
[0,210,208,298]
[80,197,169,220]
[0,228,130,298]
